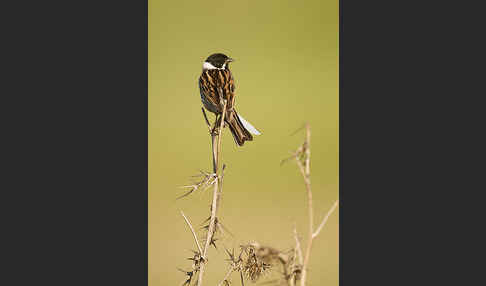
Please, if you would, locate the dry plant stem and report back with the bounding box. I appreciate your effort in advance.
[180,211,203,255]
[299,199,339,286]
[296,123,313,286]
[212,131,218,173]
[197,99,227,286]
[216,104,226,171]
[201,107,217,172]
[291,227,301,286]
[293,226,304,265]
[218,268,234,286]
[289,275,296,286]
[313,200,339,238]
[284,123,338,286]
[201,107,212,133]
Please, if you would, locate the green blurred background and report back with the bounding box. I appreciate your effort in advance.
[149,0,338,285]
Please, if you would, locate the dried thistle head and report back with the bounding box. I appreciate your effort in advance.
[244,258,271,283]
[222,243,301,285]
[237,242,305,285]
[239,243,273,283]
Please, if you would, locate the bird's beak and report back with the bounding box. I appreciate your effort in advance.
[227,58,235,62]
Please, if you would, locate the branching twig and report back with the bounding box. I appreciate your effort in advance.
[313,200,339,239]
[181,211,203,255]
[285,123,338,286]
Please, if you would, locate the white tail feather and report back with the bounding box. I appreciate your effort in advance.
[237,114,261,135]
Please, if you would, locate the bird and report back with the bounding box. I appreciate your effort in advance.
[198,53,261,146]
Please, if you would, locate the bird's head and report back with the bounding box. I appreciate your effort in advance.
[203,53,234,70]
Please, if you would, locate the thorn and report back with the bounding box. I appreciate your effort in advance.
[176,190,194,200]
[177,268,192,276]
[200,216,211,226]
[280,154,296,166]
[210,238,218,250]
[290,124,306,136]
[217,219,234,237]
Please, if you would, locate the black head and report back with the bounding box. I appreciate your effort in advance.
[203,53,234,70]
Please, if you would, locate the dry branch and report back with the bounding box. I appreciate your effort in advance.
[218,268,235,286]
[293,226,304,266]
[181,211,203,255]
[197,98,228,286]
[283,123,339,286]
[313,200,339,239]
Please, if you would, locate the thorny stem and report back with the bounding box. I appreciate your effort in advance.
[212,124,219,173]
[197,98,227,286]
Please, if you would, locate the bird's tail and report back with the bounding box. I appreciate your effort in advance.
[224,109,260,146]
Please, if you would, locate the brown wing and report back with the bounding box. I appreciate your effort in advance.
[216,69,236,111]
[225,69,236,110]
[199,71,220,113]
[198,69,236,113]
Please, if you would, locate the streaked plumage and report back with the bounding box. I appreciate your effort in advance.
[198,53,260,146]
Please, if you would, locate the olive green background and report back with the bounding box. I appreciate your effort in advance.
[149,0,338,285]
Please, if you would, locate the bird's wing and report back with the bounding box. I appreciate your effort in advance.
[199,71,221,111]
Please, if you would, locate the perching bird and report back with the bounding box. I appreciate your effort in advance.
[198,53,261,146]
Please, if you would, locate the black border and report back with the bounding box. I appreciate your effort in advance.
[4,1,148,284]
[339,0,478,284]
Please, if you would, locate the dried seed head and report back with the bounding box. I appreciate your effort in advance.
[237,243,273,283]
[235,242,305,285]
